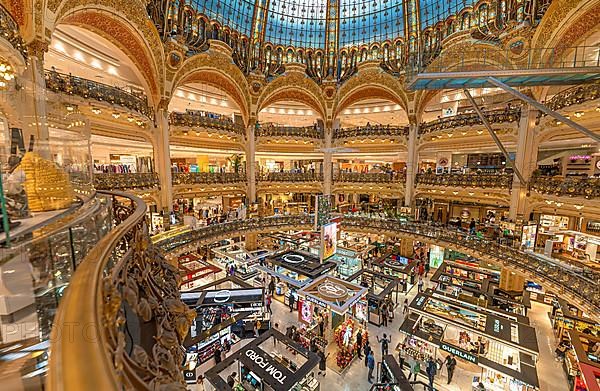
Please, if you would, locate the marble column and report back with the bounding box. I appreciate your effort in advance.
[404,122,418,209]
[246,119,257,203]
[323,119,337,195]
[153,106,173,224]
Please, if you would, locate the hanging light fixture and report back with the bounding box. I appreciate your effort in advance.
[91,107,102,115]
[112,112,120,119]
[0,59,15,88]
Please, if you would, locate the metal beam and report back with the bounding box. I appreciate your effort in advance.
[487,77,600,143]
[463,89,527,186]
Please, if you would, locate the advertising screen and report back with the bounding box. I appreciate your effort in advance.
[429,245,444,269]
[321,222,337,261]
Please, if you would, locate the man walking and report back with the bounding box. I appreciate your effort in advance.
[288,290,295,312]
[444,354,457,384]
[356,329,363,358]
[426,356,437,390]
[367,350,375,383]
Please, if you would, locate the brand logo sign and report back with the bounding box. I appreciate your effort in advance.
[245,349,288,385]
[283,254,305,264]
[318,281,348,299]
[440,343,478,364]
[213,290,231,303]
[304,294,327,308]
[183,370,196,383]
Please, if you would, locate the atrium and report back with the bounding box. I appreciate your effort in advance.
[0,0,599,390]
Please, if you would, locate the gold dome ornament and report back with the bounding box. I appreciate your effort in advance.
[17,152,75,212]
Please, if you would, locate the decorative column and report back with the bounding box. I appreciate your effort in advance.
[18,40,49,154]
[246,118,257,203]
[153,102,173,223]
[323,119,337,195]
[509,105,539,221]
[404,122,418,209]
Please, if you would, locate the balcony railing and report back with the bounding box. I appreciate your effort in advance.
[172,172,246,185]
[154,215,600,313]
[334,172,404,183]
[419,108,521,136]
[545,82,600,112]
[0,4,27,60]
[416,173,513,189]
[44,70,153,119]
[94,172,160,190]
[256,124,323,139]
[334,125,409,139]
[531,176,600,199]
[170,111,246,136]
[258,172,323,182]
[48,192,193,390]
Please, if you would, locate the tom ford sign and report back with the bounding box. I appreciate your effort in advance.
[244,349,289,385]
[440,343,478,364]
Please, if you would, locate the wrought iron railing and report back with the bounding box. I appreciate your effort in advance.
[172,172,246,185]
[258,172,323,182]
[416,173,513,189]
[545,82,600,112]
[44,70,153,119]
[334,172,404,183]
[334,125,409,139]
[48,192,193,390]
[169,111,246,136]
[155,215,600,314]
[256,124,323,139]
[94,173,160,190]
[530,176,600,199]
[0,4,27,60]
[419,108,521,136]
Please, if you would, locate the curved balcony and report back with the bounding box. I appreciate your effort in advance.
[0,4,27,60]
[545,83,600,112]
[256,124,323,139]
[44,70,153,119]
[94,173,160,190]
[334,172,404,183]
[48,192,193,390]
[333,125,409,140]
[169,111,246,136]
[416,173,513,189]
[419,108,521,136]
[172,172,246,185]
[154,215,600,314]
[531,176,600,200]
[258,172,323,182]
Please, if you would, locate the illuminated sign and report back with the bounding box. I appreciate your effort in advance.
[440,343,478,364]
[317,281,348,299]
[245,349,288,385]
[213,290,231,303]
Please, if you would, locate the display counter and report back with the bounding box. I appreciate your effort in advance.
[205,329,320,391]
[179,252,223,291]
[562,331,600,391]
[372,252,417,292]
[368,355,413,391]
[346,269,399,326]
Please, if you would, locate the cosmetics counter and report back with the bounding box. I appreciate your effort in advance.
[345,269,400,326]
[400,292,540,391]
[330,247,362,278]
[212,242,272,282]
[561,330,600,391]
[368,355,413,391]
[552,298,600,339]
[297,275,369,372]
[372,253,417,293]
[205,329,321,391]
[179,252,223,291]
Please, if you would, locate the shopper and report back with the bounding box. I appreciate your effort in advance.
[364,340,371,367]
[408,356,420,382]
[288,290,296,312]
[214,345,222,365]
[426,356,437,390]
[317,348,330,376]
[418,276,424,293]
[356,329,363,358]
[470,218,476,234]
[397,343,406,371]
[265,294,272,314]
[268,278,275,296]
[444,354,457,384]
[377,333,391,356]
[403,298,409,315]
[367,351,375,383]
[318,315,325,337]
[226,372,237,387]
[424,260,430,277]
[380,302,388,327]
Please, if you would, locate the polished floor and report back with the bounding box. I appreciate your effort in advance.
[189,275,570,391]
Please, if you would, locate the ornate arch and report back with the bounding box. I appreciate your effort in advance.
[1,0,28,30]
[170,51,252,125]
[333,69,408,120]
[46,0,164,105]
[256,72,327,120]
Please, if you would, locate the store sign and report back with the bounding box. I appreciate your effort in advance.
[413,295,427,310]
[245,349,288,385]
[440,343,478,364]
[213,290,232,303]
[304,294,328,308]
[317,281,347,299]
[183,370,196,383]
[283,254,306,264]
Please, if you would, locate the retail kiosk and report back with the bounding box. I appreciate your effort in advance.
[297,275,369,372]
[212,242,272,282]
[562,330,600,391]
[330,247,363,278]
[372,252,418,292]
[182,276,268,368]
[179,252,222,291]
[345,269,400,326]
[399,291,540,391]
[205,329,320,391]
[259,250,337,305]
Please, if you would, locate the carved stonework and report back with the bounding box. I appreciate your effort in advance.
[552,2,600,62]
[27,38,48,62]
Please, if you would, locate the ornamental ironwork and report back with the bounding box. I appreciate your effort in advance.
[545,82,600,112]
[94,173,160,190]
[334,125,409,139]
[334,172,404,183]
[170,111,246,136]
[256,124,323,139]
[258,172,323,182]
[419,107,521,136]
[530,176,600,199]
[416,173,513,189]
[172,172,247,185]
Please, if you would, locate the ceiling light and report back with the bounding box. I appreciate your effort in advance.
[66,104,75,112]
[452,191,458,195]
[477,130,483,135]
[112,112,120,119]
[573,111,584,118]
[91,107,101,115]
[127,116,135,123]
[468,192,474,196]
[574,205,584,210]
